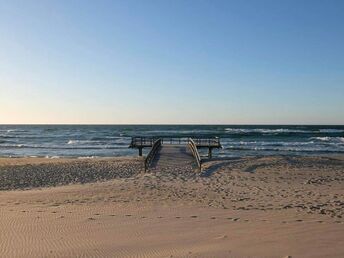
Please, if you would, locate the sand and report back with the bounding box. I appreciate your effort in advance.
[0,155,343,257]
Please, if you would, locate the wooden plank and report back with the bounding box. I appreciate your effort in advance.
[151,145,194,169]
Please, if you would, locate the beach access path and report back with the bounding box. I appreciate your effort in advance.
[150,145,195,170]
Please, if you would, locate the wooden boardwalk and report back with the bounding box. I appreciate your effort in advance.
[129,136,222,171]
[150,145,194,170]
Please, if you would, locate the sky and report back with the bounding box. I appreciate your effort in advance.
[0,0,343,124]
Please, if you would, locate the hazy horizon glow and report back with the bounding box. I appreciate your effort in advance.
[1,0,343,124]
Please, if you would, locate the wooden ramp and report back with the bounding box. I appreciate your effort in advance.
[150,145,194,170]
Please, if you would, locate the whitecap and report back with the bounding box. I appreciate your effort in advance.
[77,156,96,159]
[312,137,331,141]
[319,129,344,133]
[224,128,310,134]
[311,137,344,144]
[45,155,60,159]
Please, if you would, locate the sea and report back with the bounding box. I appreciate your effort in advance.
[0,125,343,158]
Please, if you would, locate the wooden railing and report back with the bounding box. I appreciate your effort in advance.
[161,138,189,145]
[191,137,221,147]
[144,139,162,171]
[188,138,202,171]
[130,137,157,147]
[130,136,221,148]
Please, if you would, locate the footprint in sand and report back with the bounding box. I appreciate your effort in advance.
[215,235,228,240]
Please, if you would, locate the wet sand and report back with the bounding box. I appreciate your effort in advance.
[0,156,343,257]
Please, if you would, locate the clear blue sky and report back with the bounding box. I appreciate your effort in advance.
[0,0,343,124]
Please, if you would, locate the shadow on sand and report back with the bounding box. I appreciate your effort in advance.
[200,157,243,177]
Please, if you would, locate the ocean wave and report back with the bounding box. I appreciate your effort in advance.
[0,134,63,139]
[319,129,344,133]
[4,129,29,133]
[67,139,106,145]
[77,156,98,159]
[225,141,316,147]
[311,137,344,143]
[0,144,26,148]
[0,144,127,150]
[67,139,128,145]
[224,128,311,134]
[225,146,344,153]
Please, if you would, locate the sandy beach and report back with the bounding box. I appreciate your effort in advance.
[2,0,344,256]
[0,155,343,257]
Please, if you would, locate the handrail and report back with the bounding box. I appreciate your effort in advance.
[191,137,220,147]
[130,136,221,147]
[130,137,158,147]
[188,138,202,171]
[144,139,162,171]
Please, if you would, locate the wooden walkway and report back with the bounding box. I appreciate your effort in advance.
[129,136,221,171]
[150,145,194,170]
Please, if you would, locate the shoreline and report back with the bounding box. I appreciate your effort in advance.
[0,156,140,166]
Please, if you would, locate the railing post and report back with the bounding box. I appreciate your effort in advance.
[208,147,212,159]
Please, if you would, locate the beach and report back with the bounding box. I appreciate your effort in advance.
[2,0,344,256]
[0,155,343,257]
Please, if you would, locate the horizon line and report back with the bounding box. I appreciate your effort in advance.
[1,123,344,126]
